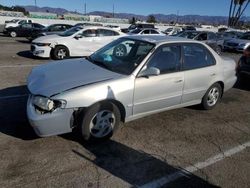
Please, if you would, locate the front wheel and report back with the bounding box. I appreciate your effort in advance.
[201,83,222,110]
[52,45,69,60]
[10,31,17,38]
[80,102,121,141]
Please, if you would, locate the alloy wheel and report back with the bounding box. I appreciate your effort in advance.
[207,87,220,106]
[57,49,67,59]
[89,110,115,138]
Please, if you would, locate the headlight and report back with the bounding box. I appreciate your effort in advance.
[32,96,66,112]
[33,43,51,47]
[239,43,246,48]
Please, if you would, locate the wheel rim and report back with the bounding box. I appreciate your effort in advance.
[57,49,67,59]
[207,87,220,106]
[89,110,115,138]
[10,32,16,37]
[115,46,125,57]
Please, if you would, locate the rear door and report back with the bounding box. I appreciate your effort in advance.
[181,43,218,103]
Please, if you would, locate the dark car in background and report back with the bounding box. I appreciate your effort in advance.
[223,32,250,52]
[237,46,250,81]
[121,23,155,33]
[182,25,196,31]
[217,31,243,39]
[29,24,73,41]
[4,23,45,38]
[176,31,223,55]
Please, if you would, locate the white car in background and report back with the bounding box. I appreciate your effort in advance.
[31,26,126,60]
[5,19,32,28]
[129,28,165,36]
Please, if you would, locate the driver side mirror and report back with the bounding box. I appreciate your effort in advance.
[138,67,160,78]
[74,34,82,39]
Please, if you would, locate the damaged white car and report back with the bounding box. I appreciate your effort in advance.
[27,35,237,141]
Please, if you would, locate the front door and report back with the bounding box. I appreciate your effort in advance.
[133,44,184,115]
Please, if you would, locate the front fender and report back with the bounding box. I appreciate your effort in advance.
[52,76,135,118]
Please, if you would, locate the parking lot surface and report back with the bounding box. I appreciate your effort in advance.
[0,35,249,188]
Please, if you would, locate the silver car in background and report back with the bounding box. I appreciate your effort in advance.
[27,35,237,141]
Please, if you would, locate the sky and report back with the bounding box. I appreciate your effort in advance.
[1,0,250,17]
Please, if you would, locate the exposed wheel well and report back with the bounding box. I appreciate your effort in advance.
[216,81,224,97]
[74,100,126,128]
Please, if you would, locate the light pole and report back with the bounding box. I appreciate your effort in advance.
[84,2,87,15]
[112,4,115,18]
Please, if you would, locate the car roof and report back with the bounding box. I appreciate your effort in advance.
[123,35,200,45]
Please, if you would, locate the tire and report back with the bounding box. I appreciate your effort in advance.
[80,102,121,141]
[10,31,17,38]
[113,44,127,57]
[215,46,222,55]
[52,45,69,60]
[201,83,222,110]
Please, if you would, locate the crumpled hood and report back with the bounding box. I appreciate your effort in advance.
[32,34,67,43]
[27,58,122,97]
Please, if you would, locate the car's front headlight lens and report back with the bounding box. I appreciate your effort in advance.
[32,96,66,112]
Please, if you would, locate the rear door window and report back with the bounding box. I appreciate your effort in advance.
[182,43,216,70]
[82,29,97,37]
[97,29,119,36]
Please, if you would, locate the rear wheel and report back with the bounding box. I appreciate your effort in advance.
[10,31,17,38]
[52,45,69,60]
[201,83,222,110]
[80,102,121,141]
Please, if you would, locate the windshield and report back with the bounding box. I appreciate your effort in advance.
[178,31,199,39]
[89,38,155,75]
[59,26,82,37]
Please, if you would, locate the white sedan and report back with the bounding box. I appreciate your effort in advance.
[27,35,237,140]
[31,26,126,60]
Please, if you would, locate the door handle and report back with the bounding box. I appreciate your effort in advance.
[175,79,183,83]
[210,73,216,76]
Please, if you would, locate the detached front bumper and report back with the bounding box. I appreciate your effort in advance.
[27,95,74,137]
[31,45,51,58]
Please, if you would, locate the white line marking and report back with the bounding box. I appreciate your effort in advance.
[139,141,250,188]
[0,94,28,100]
[0,64,36,68]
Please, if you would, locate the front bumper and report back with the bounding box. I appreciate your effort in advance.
[31,45,51,58]
[27,95,74,137]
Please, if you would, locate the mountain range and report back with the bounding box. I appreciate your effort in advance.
[22,5,250,25]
